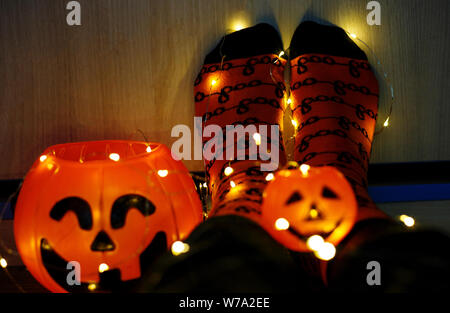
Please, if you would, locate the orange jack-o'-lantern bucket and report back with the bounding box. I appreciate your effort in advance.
[261,165,357,256]
[14,140,202,292]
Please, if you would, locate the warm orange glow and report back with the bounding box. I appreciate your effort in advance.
[261,166,358,252]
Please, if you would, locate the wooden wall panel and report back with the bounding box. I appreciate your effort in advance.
[1,0,449,179]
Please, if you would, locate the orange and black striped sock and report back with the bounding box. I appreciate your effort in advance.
[194,23,287,224]
[289,21,387,224]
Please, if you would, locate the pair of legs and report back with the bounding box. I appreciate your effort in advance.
[138,21,449,292]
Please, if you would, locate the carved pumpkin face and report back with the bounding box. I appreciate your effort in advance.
[261,165,357,252]
[14,141,202,292]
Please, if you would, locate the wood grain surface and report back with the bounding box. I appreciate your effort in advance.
[1,0,449,179]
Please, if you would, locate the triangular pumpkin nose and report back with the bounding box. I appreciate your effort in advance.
[90,231,115,251]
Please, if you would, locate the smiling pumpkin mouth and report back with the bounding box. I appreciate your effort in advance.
[39,232,167,293]
[287,219,343,242]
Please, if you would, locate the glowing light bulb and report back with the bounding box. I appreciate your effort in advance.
[291,119,298,128]
[88,283,97,291]
[278,51,285,58]
[265,173,274,181]
[0,258,7,268]
[399,214,415,227]
[383,117,390,127]
[171,241,190,256]
[233,23,244,31]
[253,132,261,146]
[299,164,310,176]
[224,166,234,176]
[350,33,357,39]
[98,263,109,273]
[211,79,217,86]
[41,240,51,250]
[39,155,48,162]
[203,182,207,188]
[230,180,236,188]
[287,98,292,105]
[109,153,120,162]
[314,242,336,261]
[309,208,319,219]
[146,145,152,153]
[306,235,325,251]
[275,218,290,231]
[278,170,291,177]
[158,169,169,177]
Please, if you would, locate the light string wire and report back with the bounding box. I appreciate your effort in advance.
[269,46,299,161]
[202,29,293,210]
[198,30,230,215]
[267,30,394,160]
[344,31,394,136]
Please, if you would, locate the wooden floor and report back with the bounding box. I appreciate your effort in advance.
[0,0,450,179]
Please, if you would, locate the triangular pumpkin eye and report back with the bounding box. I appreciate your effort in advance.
[286,191,303,205]
[322,186,339,199]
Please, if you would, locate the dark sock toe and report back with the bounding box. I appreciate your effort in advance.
[205,23,285,64]
[290,20,367,60]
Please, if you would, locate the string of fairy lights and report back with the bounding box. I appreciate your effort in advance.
[195,21,412,262]
[0,20,412,292]
[345,31,394,134]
